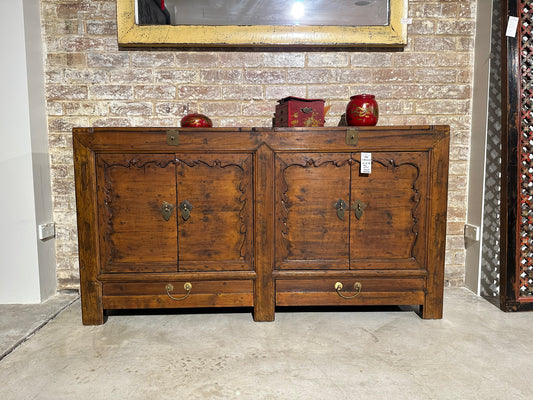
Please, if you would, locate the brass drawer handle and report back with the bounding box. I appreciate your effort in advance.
[165,282,192,301]
[335,281,362,299]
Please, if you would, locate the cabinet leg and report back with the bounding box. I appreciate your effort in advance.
[80,281,106,325]
[82,309,106,325]
[253,279,275,322]
[420,293,444,319]
[253,305,275,322]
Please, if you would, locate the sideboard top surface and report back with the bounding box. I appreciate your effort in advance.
[73,125,449,153]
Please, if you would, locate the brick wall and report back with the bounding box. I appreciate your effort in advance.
[42,0,475,289]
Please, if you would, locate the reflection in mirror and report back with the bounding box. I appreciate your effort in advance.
[136,0,390,27]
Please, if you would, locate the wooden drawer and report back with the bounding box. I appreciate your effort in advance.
[275,278,425,306]
[102,280,253,309]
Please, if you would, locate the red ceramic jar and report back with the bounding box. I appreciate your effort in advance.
[346,94,379,126]
[180,113,213,128]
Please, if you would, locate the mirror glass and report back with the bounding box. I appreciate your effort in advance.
[136,0,389,27]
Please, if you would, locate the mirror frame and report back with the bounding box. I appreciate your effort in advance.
[117,0,408,47]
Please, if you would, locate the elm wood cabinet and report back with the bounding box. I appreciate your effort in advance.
[73,126,449,325]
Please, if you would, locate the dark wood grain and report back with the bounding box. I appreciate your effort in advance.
[96,153,178,273]
[73,136,104,325]
[253,144,276,321]
[421,128,450,318]
[176,153,253,271]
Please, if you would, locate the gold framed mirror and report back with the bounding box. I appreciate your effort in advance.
[117,0,408,47]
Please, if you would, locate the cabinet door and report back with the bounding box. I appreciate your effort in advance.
[275,153,351,270]
[350,152,428,269]
[176,154,253,271]
[96,154,178,273]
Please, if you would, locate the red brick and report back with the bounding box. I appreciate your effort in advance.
[134,85,176,100]
[86,20,117,35]
[111,70,154,84]
[436,21,476,36]
[221,86,263,101]
[109,102,153,116]
[201,69,243,84]
[202,102,241,116]
[409,20,435,35]
[372,69,414,83]
[350,53,392,67]
[393,53,438,68]
[413,69,458,84]
[47,102,63,116]
[132,53,175,68]
[244,70,286,84]
[308,85,349,99]
[175,53,218,68]
[64,102,108,116]
[286,69,330,84]
[155,70,199,84]
[416,99,470,114]
[47,53,87,68]
[132,117,179,127]
[380,100,415,115]
[330,68,372,83]
[89,85,133,100]
[457,37,475,51]
[218,53,263,68]
[92,117,134,127]
[43,19,80,35]
[56,3,85,19]
[46,85,88,100]
[88,53,129,68]
[241,101,274,117]
[263,53,305,68]
[307,53,349,68]
[64,70,108,84]
[411,36,456,52]
[60,36,108,52]
[264,85,306,100]
[178,85,220,100]
[154,102,189,116]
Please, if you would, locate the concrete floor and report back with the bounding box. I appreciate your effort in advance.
[0,293,78,360]
[0,288,531,399]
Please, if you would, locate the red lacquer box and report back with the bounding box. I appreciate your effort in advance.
[273,96,325,127]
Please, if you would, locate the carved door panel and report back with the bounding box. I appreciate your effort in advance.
[176,154,253,271]
[96,154,178,273]
[275,152,428,271]
[275,153,351,270]
[349,152,428,270]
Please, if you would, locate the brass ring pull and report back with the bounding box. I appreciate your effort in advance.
[335,281,362,299]
[165,282,192,301]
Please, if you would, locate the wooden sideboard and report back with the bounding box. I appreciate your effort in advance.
[73,126,449,325]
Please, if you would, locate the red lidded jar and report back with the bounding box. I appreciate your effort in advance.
[346,94,379,126]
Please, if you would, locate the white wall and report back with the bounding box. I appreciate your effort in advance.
[0,0,56,303]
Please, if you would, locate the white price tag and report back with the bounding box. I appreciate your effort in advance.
[360,153,372,174]
[506,16,519,38]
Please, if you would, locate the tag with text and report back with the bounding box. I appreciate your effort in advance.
[360,153,372,174]
[506,16,519,38]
